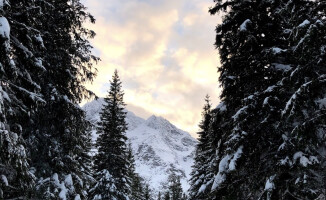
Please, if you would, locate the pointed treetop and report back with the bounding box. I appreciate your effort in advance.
[203,94,211,115]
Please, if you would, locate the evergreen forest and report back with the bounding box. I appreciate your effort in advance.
[1,0,326,200]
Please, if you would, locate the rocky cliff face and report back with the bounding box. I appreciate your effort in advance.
[83,98,197,193]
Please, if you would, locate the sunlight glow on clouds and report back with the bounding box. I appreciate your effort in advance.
[82,0,221,137]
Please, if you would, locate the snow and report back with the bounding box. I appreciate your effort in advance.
[35,34,43,43]
[17,144,26,157]
[263,97,270,106]
[298,19,310,28]
[63,95,71,103]
[232,106,248,121]
[74,195,81,200]
[52,173,74,200]
[282,91,298,116]
[59,187,67,200]
[316,20,324,26]
[282,81,312,116]
[228,146,243,171]
[293,152,312,167]
[240,19,251,31]
[279,157,291,166]
[271,48,285,54]
[1,175,8,186]
[245,95,254,100]
[14,85,45,104]
[34,58,46,71]
[309,156,319,164]
[316,98,326,109]
[1,89,10,102]
[264,176,275,191]
[64,174,74,188]
[264,85,277,93]
[0,16,10,39]
[35,34,45,48]
[272,63,291,71]
[299,156,311,167]
[293,151,304,160]
[198,184,207,194]
[211,173,226,191]
[219,155,231,173]
[216,102,227,112]
[226,76,236,80]
[211,147,245,190]
[0,0,3,9]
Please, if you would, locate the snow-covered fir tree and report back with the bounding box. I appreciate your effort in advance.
[0,0,46,198]
[90,70,131,200]
[24,0,99,199]
[206,0,294,198]
[189,95,212,200]
[194,0,326,199]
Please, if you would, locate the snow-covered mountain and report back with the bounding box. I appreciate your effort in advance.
[82,98,197,194]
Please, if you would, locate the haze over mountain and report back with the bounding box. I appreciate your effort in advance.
[83,98,197,194]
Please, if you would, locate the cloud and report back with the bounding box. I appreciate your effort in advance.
[82,0,221,137]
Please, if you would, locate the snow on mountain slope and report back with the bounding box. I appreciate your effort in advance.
[82,98,197,194]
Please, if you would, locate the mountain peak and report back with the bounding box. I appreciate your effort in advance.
[82,98,197,195]
[146,115,167,123]
[145,114,176,131]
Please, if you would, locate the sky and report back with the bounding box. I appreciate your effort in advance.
[82,0,222,138]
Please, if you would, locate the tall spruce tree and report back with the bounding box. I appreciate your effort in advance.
[189,95,212,200]
[200,0,326,199]
[90,70,131,200]
[0,0,97,198]
[26,0,98,199]
[0,0,46,198]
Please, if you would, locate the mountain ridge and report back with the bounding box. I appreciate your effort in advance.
[82,98,197,194]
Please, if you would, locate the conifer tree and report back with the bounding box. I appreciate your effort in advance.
[90,70,131,200]
[207,1,290,198]
[157,192,162,200]
[206,0,295,198]
[1,0,97,198]
[27,0,98,199]
[271,1,326,198]
[181,193,188,200]
[0,0,45,198]
[203,0,326,199]
[144,183,152,200]
[163,192,170,200]
[189,95,212,200]
[167,173,183,200]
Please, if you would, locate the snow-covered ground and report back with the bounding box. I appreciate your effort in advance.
[83,98,197,194]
